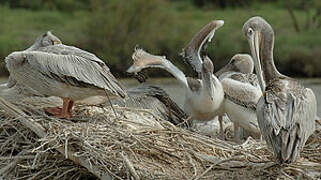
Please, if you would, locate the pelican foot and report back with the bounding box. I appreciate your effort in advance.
[54,114,71,119]
[44,107,62,116]
[44,107,72,119]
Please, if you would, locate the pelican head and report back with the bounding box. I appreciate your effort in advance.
[201,56,215,101]
[215,54,254,77]
[27,31,62,51]
[242,16,275,91]
[38,31,61,46]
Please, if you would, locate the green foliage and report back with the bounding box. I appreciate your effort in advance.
[0,1,320,77]
[0,5,84,75]
[83,0,191,76]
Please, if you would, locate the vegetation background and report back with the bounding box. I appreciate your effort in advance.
[0,0,320,78]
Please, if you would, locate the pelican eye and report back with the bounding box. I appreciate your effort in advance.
[247,28,253,36]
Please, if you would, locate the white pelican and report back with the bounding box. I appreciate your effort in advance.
[243,16,317,163]
[5,41,126,119]
[215,54,262,141]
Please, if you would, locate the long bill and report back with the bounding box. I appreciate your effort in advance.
[214,63,233,77]
[182,20,224,74]
[197,20,225,61]
[249,31,266,92]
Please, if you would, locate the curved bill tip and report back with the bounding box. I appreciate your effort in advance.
[215,20,224,28]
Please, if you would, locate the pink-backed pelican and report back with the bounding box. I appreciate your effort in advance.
[243,16,317,163]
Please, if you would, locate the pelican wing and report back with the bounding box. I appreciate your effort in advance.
[111,85,188,126]
[22,51,126,98]
[257,79,316,163]
[128,85,188,125]
[186,77,201,93]
[37,44,105,65]
[181,20,223,76]
[221,73,261,110]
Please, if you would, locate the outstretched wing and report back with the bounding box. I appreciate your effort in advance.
[257,79,316,163]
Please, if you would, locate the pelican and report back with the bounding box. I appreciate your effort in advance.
[5,41,126,119]
[215,54,262,141]
[127,48,224,127]
[127,20,225,135]
[243,16,317,163]
[180,20,226,134]
[6,31,61,88]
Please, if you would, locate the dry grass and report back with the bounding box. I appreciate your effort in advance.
[1,100,321,180]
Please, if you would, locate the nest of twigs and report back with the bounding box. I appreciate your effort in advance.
[1,98,321,180]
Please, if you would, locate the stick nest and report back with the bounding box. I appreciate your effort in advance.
[1,103,321,180]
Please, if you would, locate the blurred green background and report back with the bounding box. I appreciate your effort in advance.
[0,0,320,78]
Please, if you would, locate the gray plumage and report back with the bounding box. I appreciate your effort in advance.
[6,31,62,88]
[6,50,125,100]
[257,78,316,163]
[113,85,188,126]
[222,73,260,110]
[26,31,62,51]
[215,54,262,139]
[243,16,317,163]
[5,31,125,103]
[36,44,125,97]
[37,44,104,65]
[186,77,201,92]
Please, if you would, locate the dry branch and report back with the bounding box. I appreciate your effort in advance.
[121,153,140,180]
[0,96,321,179]
[0,97,112,180]
[0,152,25,177]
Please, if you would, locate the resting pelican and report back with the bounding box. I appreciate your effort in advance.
[5,43,126,119]
[215,54,262,141]
[243,16,317,163]
[6,31,61,88]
